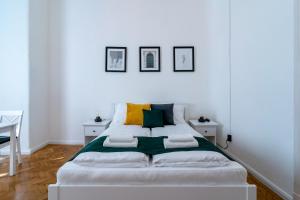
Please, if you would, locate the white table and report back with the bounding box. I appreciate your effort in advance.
[82,120,111,145]
[0,122,17,176]
[189,120,218,145]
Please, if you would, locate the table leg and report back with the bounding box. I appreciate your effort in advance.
[9,125,16,176]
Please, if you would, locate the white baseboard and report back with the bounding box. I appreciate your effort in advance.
[48,140,83,145]
[29,142,49,154]
[221,148,293,200]
[0,140,82,156]
[0,148,31,155]
[0,142,48,155]
[294,192,300,200]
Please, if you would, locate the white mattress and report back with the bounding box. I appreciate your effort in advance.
[57,161,247,186]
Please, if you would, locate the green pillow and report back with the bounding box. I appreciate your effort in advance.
[143,109,164,128]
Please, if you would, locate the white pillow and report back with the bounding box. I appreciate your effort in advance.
[111,103,127,125]
[111,103,186,125]
[153,151,230,168]
[173,104,186,124]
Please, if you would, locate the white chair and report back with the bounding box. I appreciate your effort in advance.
[0,111,23,164]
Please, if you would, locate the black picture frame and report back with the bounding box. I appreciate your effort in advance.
[139,46,161,72]
[173,46,195,72]
[105,47,127,72]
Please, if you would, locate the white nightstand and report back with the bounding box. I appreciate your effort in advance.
[189,119,218,145]
[82,120,111,145]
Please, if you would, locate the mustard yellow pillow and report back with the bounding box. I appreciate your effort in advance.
[125,103,151,125]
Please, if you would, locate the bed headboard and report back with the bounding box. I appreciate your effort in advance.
[182,104,190,122]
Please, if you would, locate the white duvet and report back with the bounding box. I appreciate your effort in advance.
[57,161,247,185]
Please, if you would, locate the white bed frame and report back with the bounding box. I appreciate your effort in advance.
[48,104,256,200]
[48,184,256,200]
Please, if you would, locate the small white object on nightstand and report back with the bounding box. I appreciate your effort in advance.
[189,120,218,145]
[82,120,111,145]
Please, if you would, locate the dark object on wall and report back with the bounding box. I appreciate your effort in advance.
[140,46,160,72]
[105,47,127,72]
[94,115,102,122]
[173,46,195,72]
[227,134,232,142]
[198,116,210,123]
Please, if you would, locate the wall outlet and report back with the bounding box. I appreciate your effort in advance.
[227,134,232,142]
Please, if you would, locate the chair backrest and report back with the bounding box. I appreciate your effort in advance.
[0,111,23,137]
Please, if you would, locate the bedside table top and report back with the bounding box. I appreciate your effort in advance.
[189,119,218,127]
[83,119,111,126]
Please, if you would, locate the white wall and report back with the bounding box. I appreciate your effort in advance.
[1,1,296,198]
[47,2,296,197]
[0,0,30,153]
[225,0,294,198]
[28,0,49,150]
[209,1,230,146]
[0,0,50,154]
[294,0,300,199]
[48,0,229,144]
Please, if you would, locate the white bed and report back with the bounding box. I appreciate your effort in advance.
[57,124,246,185]
[49,104,256,200]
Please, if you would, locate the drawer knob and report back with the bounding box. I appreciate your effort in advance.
[205,130,208,133]
[93,130,96,132]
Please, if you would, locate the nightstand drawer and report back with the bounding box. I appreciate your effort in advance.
[84,126,105,136]
[195,127,216,136]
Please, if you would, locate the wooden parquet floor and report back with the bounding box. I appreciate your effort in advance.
[0,145,283,200]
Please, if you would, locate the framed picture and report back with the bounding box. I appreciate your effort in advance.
[173,46,194,72]
[139,47,160,72]
[105,47,127,72]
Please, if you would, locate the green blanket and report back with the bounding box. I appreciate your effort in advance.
[70,136,232,161]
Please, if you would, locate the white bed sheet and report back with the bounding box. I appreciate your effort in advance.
[57,161,247,186]
[100,124,151,137]
[151,123,203,137]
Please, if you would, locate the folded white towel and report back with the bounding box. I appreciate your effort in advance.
[73,152,149,168]
[168,134,194,142]
[103,137,138,148]
[152,151,230,168]
[164,138,198,149]
[109,133,134,143]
